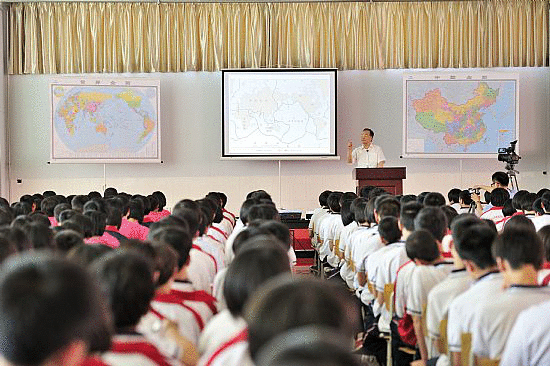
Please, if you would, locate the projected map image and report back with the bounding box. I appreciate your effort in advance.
[404,74,517,157]
[51,79,160,162]
[225,72,334,156]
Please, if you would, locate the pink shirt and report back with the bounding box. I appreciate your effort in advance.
[143,210,171,223]
[120,218,149,240]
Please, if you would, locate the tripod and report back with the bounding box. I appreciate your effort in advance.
[505,163,519,191]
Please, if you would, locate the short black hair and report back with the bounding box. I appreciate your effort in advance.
[245,276,358,362]
[54,229,84,253]
[537,225,550,262]
[94,251,155,330]
[494,227,544,270]
[149,226,192,270]
[423,192,446,207]
[490,188,510,207]
[351,198,368,224]
[454,222,497,269]
[399,202,423,232]
[40,196,58,217]
[318,190,332,207]
[405,229,440,262]
[378,216,402,244]
[224,241,290,317]
[448,188,461,204]
[441,206,459,229]
[327,192,343,213]
[248,204,280,222]
[414,207,447,242]
[492,172,509,186]
[362,128,374,137]
[375,196,400,220]
[459,190,473,205]
[151,242,179,287]
[0,253,111,365]
[503,214,536,232]
[340,200,355,227]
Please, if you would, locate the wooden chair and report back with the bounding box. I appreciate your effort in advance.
[478,359,499,366]
[461,332,473,366]
[438,318,448,355]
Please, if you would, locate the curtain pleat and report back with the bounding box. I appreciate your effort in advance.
[8,0,549,74]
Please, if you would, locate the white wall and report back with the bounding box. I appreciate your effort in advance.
[7,68,550,214]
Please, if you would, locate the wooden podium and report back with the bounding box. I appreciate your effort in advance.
[353,167,406,195]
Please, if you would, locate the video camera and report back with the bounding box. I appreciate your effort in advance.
[498,140,521,166]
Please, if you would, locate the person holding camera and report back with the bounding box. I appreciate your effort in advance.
[471,172,515,216]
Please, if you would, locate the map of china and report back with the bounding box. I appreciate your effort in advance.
[412,82,499,148]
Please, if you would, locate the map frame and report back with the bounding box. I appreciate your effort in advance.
[402,72,519,158]
[221,68,338,160]
[50,77,161,164]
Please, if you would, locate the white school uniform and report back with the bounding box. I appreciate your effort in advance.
[211,268,227,309]
[405,262,454,317]
[446,271,503,353]
[317,213,341,261]
[426,269,471,340]
[531,214,550,231]
[340,222,359,288]
[394,260,415,318]
[309,207,329,249]
[224,220,245,264]
[471,285,550,359]
[480,207,504,223]
[194,236,226,273]
[353,230,383,291]
[426,269,471,358]
[186,248,217,294]
[198,309,246,356]
[371,241,408,293]
[500,299,550,366]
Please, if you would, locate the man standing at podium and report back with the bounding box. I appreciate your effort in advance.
[347,128,386,168]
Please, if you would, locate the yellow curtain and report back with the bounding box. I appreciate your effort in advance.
[8,0,548,74]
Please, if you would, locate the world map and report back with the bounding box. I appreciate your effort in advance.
[404,75,517,157]
[51,80,160,162]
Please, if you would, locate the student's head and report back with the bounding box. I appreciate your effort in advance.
[151,242,179,287]
[171,207,200,238]
[501,199,516,217]
[326,192,343,213]
[511,190,529,210]
[378,216,401,244]
[84,210,107,236]
[94,251,155,331]
[414,207,447,242]
[318,190,332,208]
[458,190,473,206]
[247,204,280,223]
[28,222,55,250]
[105,205,123,229]
[374,196,400,220]
[126,199,145,223]
[538,225,550,262]
[492,172,509,187]
[399,202,423,232]
[71,195,90,212]
[149,226,192,270]
[400,194,418,205]
[248,220,291,249]
[447,188,461,204]
[239,198,261,225]
[405,229,440,263]
[66,243,114,268]
[248,190,273,202]
[450,214,482,244]
[454,222,497,270]
[0,207,14,226]
[503,214,536,232]
[441,206,459,230]
[339,192,357,206]
[351,197,368,224]
[53,203,72,222]
[103,187,118,198]
[224,242,291,317]
[40,196,58,217]
[489,188,510,207]
[340,200,355,227]
[359,186,375,199]
[245,276,358,362]
[494,227,544,271]
[66,213,95,239]
[423,192,446,207]
[519,192,538,212]
[12,202,31,217]
[0,234,16,264]
[54,229,84,253]
[0,253,112,366]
